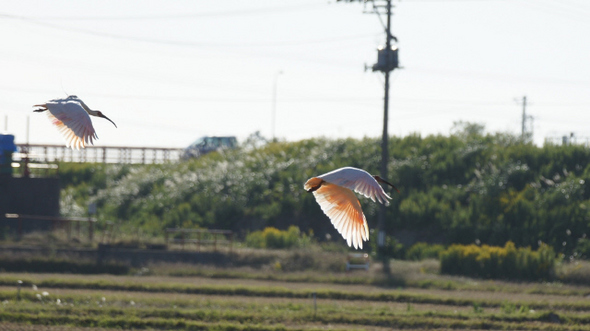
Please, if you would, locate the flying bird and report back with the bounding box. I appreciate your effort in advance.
[33,95,116,149]
[304,167,399,249]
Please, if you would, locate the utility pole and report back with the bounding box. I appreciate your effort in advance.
[340,0,399,270]
[521,96,527,140]
[516,95,533,143]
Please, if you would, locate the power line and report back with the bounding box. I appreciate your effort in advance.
[399,0,508,2]
[1,15,380,49]
[0,84,546,107]
[540,0,590,14]
[0,3,323,21]
[520,0,590,25]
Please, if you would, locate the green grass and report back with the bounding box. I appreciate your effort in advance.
[3,248,590,330]
[5,246,590,299]
[1,285,590,330]
[3,270,590,330]
[147,259,590,299]
[2,274,590,312]
[0,256,129,275]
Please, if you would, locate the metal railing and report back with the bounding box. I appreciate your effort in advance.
[4,213,96,241]
[14,144,184,164]
[165,228,233,252]
[346,253,370,271]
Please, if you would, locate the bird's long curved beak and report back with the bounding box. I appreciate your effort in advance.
[100,114,117,128]
[374,176,400,193]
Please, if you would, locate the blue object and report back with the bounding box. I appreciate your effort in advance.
[0,134,17,153]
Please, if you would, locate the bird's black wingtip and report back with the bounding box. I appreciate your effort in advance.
[374,175,400,194]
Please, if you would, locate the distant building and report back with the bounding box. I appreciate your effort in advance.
[0,134,16,176]
[0,134,60,234]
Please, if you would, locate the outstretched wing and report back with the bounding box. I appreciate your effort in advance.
[312,181,369,249]
[44,100,98,150]
[319,167,391,205]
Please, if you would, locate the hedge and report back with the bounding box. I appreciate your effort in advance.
[439,241,555,281]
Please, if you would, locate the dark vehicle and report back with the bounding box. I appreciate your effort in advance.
[182,136,237,159]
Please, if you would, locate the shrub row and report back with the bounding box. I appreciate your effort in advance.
[245,226,311,249]
[405,242,445,261]
[0,257,129,275]
[440,241,555,281]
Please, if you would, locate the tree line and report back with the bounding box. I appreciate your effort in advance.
[58,123,590,258]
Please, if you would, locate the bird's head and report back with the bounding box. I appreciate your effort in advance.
[96,111,117,128]
[373,175,400,193]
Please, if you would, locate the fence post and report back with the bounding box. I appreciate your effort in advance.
[17,217,22,240]
[181,230,185,251]
[229,232,233,254]
[89,219,94,242]
[17,280,23,301]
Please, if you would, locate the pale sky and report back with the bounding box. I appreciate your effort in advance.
[1,0,589,148]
